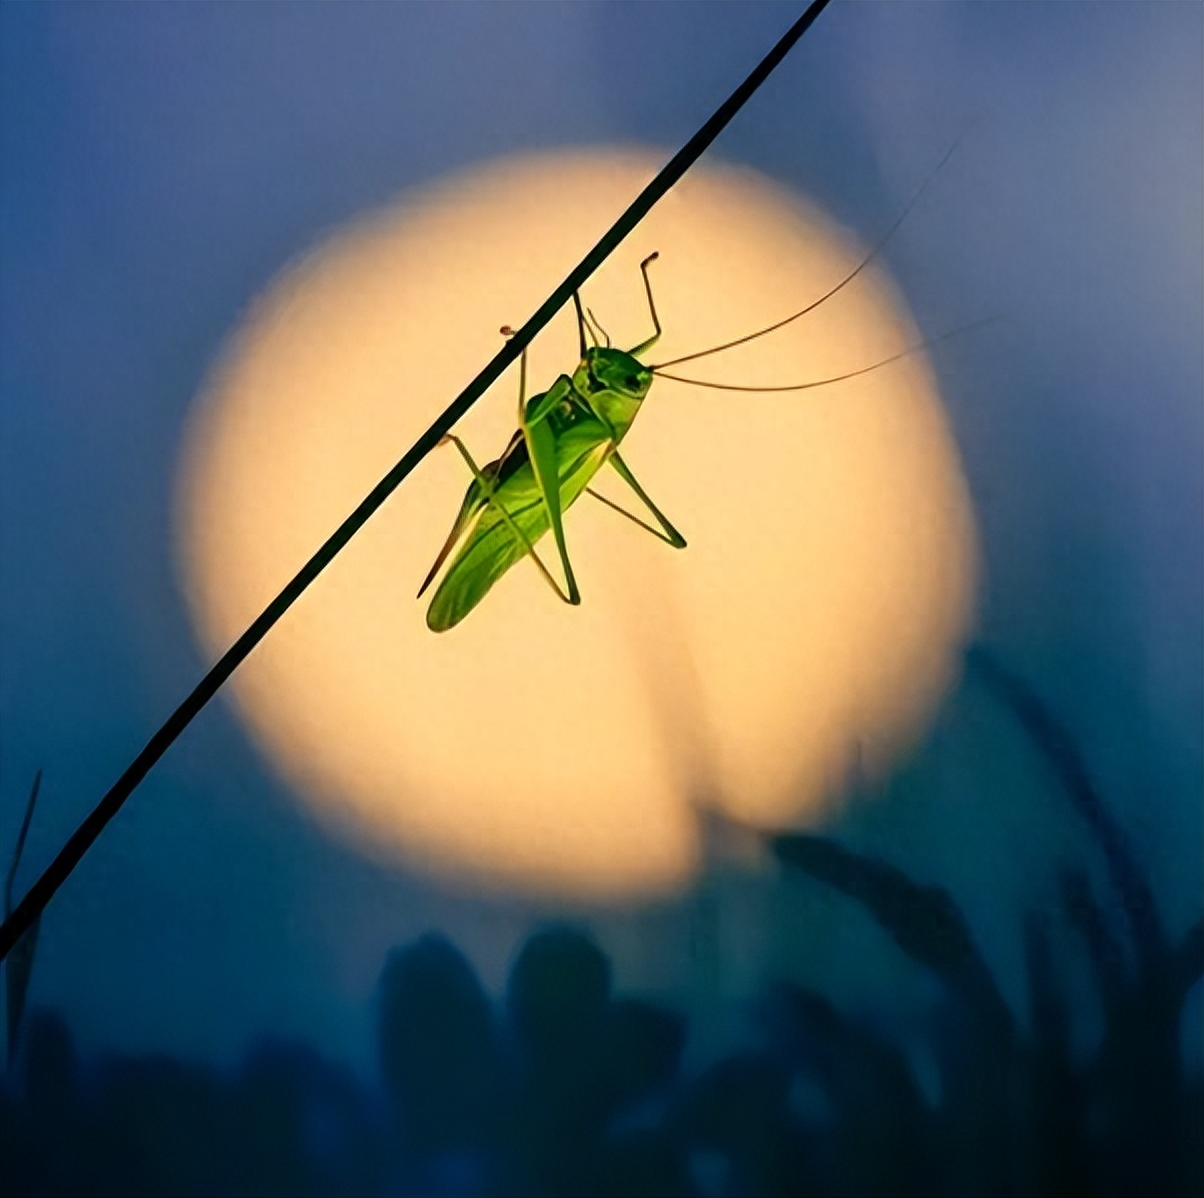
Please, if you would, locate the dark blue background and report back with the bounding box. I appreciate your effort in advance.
[1,2,1199,1075]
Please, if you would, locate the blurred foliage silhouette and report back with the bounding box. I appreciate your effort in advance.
[2,652,1200,1196]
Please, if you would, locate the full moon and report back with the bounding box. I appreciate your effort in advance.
[177,149,976,900]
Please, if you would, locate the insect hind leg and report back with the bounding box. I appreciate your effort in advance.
[437,434,575,605]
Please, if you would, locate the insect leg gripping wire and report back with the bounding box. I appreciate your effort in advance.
[629,253,662,357]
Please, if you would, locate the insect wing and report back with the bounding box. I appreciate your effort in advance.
[426,431,611,631]
[418,431,527,600]
[426,476,550,631]
[417,480,490,600]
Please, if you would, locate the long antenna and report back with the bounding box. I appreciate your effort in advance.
[654,318,995,391]
[649,129,967,371]
[0,0,833,962]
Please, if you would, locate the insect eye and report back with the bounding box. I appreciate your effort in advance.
[625,376,638,388]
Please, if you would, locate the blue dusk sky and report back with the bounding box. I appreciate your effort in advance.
[0,2,1200,1073]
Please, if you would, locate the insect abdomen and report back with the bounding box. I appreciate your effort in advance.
[426,436,611,631]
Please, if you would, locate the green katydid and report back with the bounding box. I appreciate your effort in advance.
[417,154,970,632]
[418,261,938,633]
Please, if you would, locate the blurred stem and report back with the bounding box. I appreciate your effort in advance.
[3,770,41,919]
[0,0,833,962]
[965,646,1165,970]
[5,771,42,1066]
[1172,915,1203,999]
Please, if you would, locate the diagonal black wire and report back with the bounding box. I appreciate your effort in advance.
[0,0,832,962]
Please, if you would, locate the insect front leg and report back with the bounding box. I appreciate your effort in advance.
[572,292,591,357]
[628,253,662,357]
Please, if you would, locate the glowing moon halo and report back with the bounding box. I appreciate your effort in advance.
[177,149,977,900]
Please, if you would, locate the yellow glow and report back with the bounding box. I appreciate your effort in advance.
[176,149,977,900]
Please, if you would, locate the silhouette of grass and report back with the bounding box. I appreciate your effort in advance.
[770,832,1012,1035]
[1,657,1197,1197]
[763,648,1203,1197]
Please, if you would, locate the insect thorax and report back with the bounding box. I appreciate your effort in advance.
[573,347,652,437]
